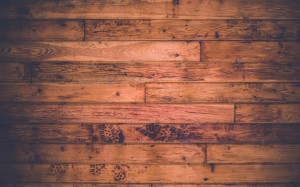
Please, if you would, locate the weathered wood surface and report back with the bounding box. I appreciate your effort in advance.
[202,42,300,63]
[236,104,300,123]
[0,144,205,164]
[1,61,299,83]
[0,124,93,143]
[0,20,84,41]
[207,144,300,164]
[86,20,300,41]
[146,83,300,103]
[0,104,234,123]
[0,0,299,19]
[0,42,200,61]
[0,164,299,183]
[0,83,144,103]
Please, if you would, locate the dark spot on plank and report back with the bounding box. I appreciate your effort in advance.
[90,164,106,175]
[203,178,209,181]
[116,91,121,96]
[60,146,65,152]
[113,165,127,182]
[215,31,220,38]
[98,124,124,143]
[47,164,68,180]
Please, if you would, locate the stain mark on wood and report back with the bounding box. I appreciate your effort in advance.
[90,164,106,175]
[98,124,125,144]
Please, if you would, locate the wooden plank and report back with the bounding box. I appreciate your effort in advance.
[92,123,300,144]
[0,42,200,62]
[0,0,299,19]
[86,20,300,41]
[0,83,144,103]
[0,104,234,123]
[202,42,300,63]
[207,144,300,164]
[146,83,300,103]
[0,144,205,164]
[0,164,299,183]
[0,20,84,41]
[0,124,92,143]
[1,61,299,83]
[236,104,300,123]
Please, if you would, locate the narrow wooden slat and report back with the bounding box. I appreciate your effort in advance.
[207,144,300,164]
[0,164,299,183]
[1,61,299,83]
[202,42,300,63]
[0,0,299,19]
[0,144,205,164]
[92,123,300,144]
[0,20,84,41]
[0,104,234,123]
[146,83,300,103]
[0,42,200,61]
[86,20,300,41]
[0,124,92,143]
[236,104,300,123]
[0,83,144,103]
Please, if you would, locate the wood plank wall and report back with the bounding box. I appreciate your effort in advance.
[0,0,299,186]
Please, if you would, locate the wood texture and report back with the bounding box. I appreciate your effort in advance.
[1,61,299,83]
[0,83,144,103]
[0,42,200,61]
[236,104,300,123]
[207,144,300,163]
[0,124,93,143]
[0,144,205,164]
[0,0,299,19]
[0,164,299,183]
[0,20,84,41]
[146,83,300,103]
[92,123,300,144]
[202,42,300,63]
[0,104,234,123]
[86,20,300,41]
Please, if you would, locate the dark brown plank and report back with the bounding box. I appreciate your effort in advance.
[236,104,300,123]
[207,144,300,164]
[0,144,205,164]
[1,61,299,83]
[86,20,300,41]
[146,83,300,103]
[0,0,299,19]
[0,124,92,143]
[202,42,300,63]
[0,20,84,41]
[0,104,234,123]
[92,123,300,144]
[0,42,200,61]
[0,164,299,183]
[0,83,144,103]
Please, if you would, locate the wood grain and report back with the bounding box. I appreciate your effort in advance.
[146,83,300,103]
[92,123,300,144]
[0,83,144,103]
[0,144,205,164]
[0,124,93,143]
[0,42,200,61]
[86,20,300,41]
[202,42,300,63]
[1,61,299,83]
[207,144,300,164]
[236,104,300,123]
[0,164,299,183]
[0,0,299,19]
[0,104,234,123]
[0,20,84,41]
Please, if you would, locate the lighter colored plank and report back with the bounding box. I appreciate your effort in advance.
[0,20,84,41]
[0,104,234,123]
[0,164,299,183]
[207,144,300,164]
[146,83,300,103]
[0,144,205,164]
[236,104,300,123]
[0,42,200,61]
[86,20,300,41]
[0,83,144,103]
